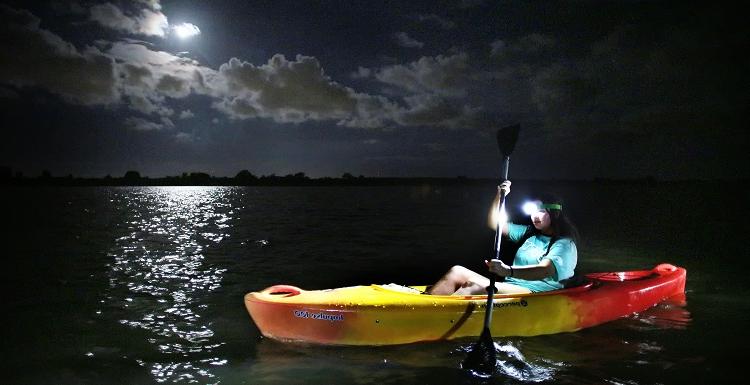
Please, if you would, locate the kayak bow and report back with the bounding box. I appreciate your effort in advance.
[244,263,686,346]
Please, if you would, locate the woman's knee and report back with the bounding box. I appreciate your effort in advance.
[447,265,470,277]
[448,265,487,282]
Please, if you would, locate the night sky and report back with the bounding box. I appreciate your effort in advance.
[1,0,747,180]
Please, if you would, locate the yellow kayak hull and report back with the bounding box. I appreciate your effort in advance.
[245,264,686,345]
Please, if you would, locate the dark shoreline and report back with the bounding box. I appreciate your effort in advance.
[2,174,745,187]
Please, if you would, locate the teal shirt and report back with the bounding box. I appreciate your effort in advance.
[503,223,577,292]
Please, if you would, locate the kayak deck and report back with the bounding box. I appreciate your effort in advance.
[245,263,686,345]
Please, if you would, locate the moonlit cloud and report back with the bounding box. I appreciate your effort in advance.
[137,0,162,11]
[89,2,169,37]
[106,40,216,101]
[0,5,393,131]
[0,4,551,133]
[172,23,201,39]
[215,54,394,126]
[0,3,483,132]
[125,116,170,131]
[90,3,135,32]
[0,2,745,179]
[393,32,424,49]
[0,4,479,131]
[0,4,206,126]
[375,53,473,96]
[156,74,191,98]
[350,66,371,79]
[93,41,209,122]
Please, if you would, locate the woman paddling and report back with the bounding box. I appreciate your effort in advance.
[427,181,579,295]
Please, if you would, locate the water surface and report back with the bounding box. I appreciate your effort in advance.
[3,183,747,384]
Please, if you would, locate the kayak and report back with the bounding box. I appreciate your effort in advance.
[244,263,686,346]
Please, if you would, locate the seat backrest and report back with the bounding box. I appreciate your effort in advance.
[560,274,589,288]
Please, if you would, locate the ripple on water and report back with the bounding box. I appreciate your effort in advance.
[458,341,559,382]
[102,187,236,383]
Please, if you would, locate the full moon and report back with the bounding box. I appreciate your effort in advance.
[173,23,201,39]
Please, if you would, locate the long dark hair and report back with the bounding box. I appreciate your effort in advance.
[531,192,580,244]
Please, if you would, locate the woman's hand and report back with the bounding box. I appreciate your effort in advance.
[497,180,511,197]
[485,259,512,277]
[488,180,512,231]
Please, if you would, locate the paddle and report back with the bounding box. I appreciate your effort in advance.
[462,124,520,376]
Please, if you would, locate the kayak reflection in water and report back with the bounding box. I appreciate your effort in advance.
[427,181,580,295]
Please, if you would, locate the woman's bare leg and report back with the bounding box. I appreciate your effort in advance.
[427,265,484,295]
[427,265,531,295]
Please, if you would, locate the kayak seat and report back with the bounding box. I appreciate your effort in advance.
[560,274,590,289]
[381,283,422,294]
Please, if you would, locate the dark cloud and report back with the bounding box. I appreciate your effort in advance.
[121,63,153,86]
[393,32,424,49]
[127,93,173,116]
[178,109,194,119]
[0,5,118,105]
[156,74,190,98]
[125,116,171,131]
[490,34,556,63]
[0,86,20,99]
[374,53,474,96]
[416,14,456,30]
[396,93,480,129]
[458,0,485,9]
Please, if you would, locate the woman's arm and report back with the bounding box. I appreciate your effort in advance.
[485,258,557,281]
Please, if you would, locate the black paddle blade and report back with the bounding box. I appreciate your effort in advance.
[496,124,520,157]
[461,328,497,376]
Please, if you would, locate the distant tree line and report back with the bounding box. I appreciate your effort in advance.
[2,166,732,186]
[0,167,487,186]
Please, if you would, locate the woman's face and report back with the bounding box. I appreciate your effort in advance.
[530,209,551,232]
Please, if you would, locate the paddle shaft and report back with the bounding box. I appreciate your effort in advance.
[462,125,519,375]
[482,155,510,329]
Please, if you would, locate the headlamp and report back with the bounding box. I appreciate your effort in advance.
[522,200,562,215]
